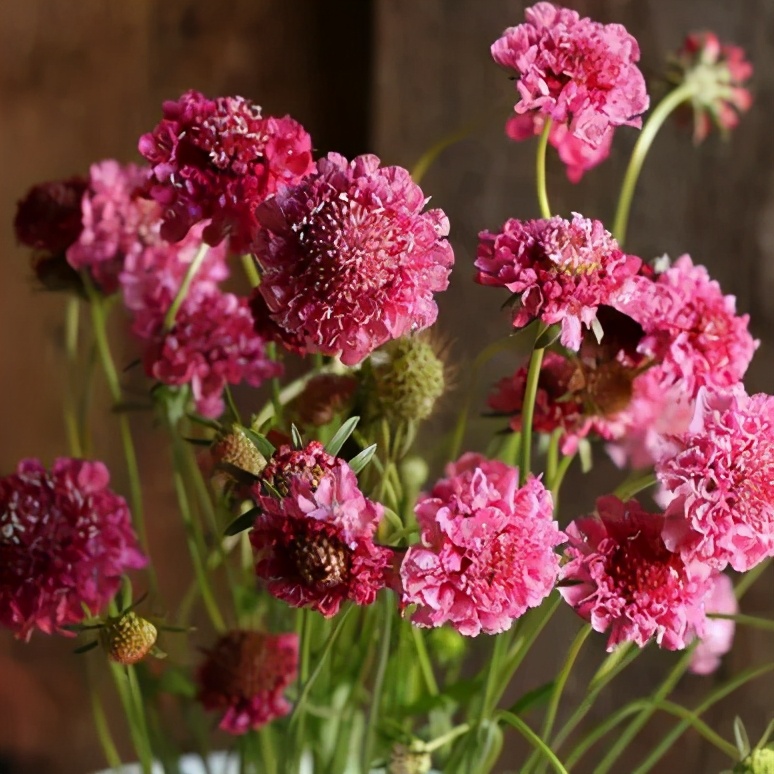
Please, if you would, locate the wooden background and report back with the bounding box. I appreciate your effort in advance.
[1,1,772,772]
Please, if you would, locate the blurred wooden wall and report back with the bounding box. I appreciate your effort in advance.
[1,1,772,772]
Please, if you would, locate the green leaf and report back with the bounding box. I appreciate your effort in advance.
[348,444,378,474]
[325,416,360,457]
[182,436,213,447]
[224,506,261,536]
[507,681,554,716]
[534,323,562,350]
[243,427,276,458]
[291,423,304,450]
[734,716,751,757]
[73,640,99,655]
[157,666,196,699]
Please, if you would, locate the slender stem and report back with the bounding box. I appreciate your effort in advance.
[549,452,575,513]
[164,242,209,331]
[536,118,553,219]
[64,297,83,457]
[362,595,394,772]
[613,472,658,502]
[519,343,545,484]
[612,82,696,245]
[411,627,439,696]
[496,711,568,774]
[169,426,226,632]
[240,253,261,288]
[109,662,154,774]
[266,343,284,428]
[87,667,122,770]
[526,625,592,774]
[83,275,152,570]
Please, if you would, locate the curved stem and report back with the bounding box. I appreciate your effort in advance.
[536,118,553,219]
[87,665,122,770]
[497,711,568,774]
[519,342,546,484]
[612,82,696,245]
[164,242,209,331]
[64,297,83,457]
[613,472,658,502]
[411,626,439,696]
[240,253,261,288]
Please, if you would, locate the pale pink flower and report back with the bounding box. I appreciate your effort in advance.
[492,2,648,149]
[251,460,392,617]
[142,289,281,418]
[400,453,562,637]
[139,90,314,252]
[251,153,453,365]
[197,630,298,734]
[0,458,146,641]
[658,386,774,574]
[475,214,641,349]
[689,572,737,675]
[670,32,753,143]
[560,496,711,651]
[66,160,159,293]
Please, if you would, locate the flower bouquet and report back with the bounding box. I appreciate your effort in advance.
[3,3,773,773]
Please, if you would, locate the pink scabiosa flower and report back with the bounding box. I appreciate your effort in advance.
[251,459,392,617]
[0,458,146,641]
[251,153,454,365]
[65,160,160,293]
[255,441,337,499]
[670,32,753,143]
[559,496,711,651]
[689,572,738,675]
[658,386,774,574]
[197,630,298,734]
[139,90,314,252]
[399,453,563,637]
[492,3,648,153]
[476,213,641,349]
[142,289,281,419]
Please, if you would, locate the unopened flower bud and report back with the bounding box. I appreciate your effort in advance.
[388,743,432,774]
[99,611,158,665]
[211,426,267,479]
[734,748,774,774]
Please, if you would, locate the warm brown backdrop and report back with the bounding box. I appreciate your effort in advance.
[1,1,772,772]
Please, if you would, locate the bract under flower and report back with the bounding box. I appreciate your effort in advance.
[251,152,454,365]
[400,453,563,637]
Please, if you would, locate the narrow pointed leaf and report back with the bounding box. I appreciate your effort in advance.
[73,640,99,655]
[325,416,360,457]
[224,506,261,536]
[291,423,304,450]
[348,444,378,474]
[243,427,276,458]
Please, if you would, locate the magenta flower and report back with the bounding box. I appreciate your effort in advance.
[671,32,753,143]
[141,289,281,419]
[14,176,88,254]
[476,214,641,349]
[251,460,392,617]
[492,2,648,151]
[256,441,337,498]
[560,496,711,651]
[0,458,146,641]
[400,454,563,637]
[689,572,737,675]
[658,386,774,574]
[251,153,454,365]
[139,90,314,251]
[197,630,298,734]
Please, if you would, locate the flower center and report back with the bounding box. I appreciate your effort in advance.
[289,530,350,588]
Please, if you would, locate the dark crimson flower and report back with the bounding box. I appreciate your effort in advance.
[139,90,314,251]
[0,458,146,640]
[197,630,298,734]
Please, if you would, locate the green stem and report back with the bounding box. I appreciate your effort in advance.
[241,253,261,288]
[64,297,83,457]
[549,452,575,513]
[266,342,284,428]
[496,711,568,774]
[362,595,394,772]
[83,275,152,576]
[536,118,552,219]
[411,627,439,696]
[613,471,658,502]
[707,611,774,633]
[519,343,546,484]
[87,668,122,770]
[612,82,696,245]
[526,625,592,774]
[164,242,209,331]
[109,662,154,774]
[169,427,226,632]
